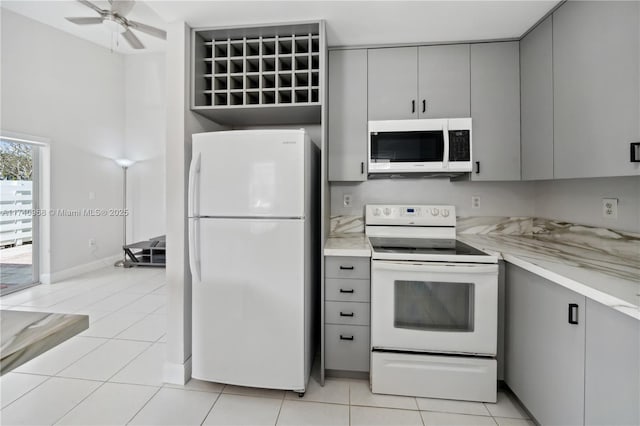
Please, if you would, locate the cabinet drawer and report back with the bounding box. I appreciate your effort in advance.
[325,324,370,372]
[326,301,370,326]
[325,257,370,279]
[326,278,370,302]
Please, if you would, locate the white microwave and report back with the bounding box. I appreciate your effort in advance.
[368,118,472,175]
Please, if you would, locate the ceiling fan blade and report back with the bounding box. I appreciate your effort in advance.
[65,17,104,25]
[128,20,167,40]
[109,0,135,17]
[76,0,105,15]
[122,29,144,49]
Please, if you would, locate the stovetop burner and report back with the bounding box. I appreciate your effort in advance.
[369,237,489,257]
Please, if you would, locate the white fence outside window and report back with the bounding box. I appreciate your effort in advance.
[0,181,33,247]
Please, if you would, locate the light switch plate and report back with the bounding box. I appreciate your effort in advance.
[602,198,618,219]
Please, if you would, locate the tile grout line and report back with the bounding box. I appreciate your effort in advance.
[50,379,112,425]
[273,391,286,426]
[125,385,164,425]
[198,389,223,425]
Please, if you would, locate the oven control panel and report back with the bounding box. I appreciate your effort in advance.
[365,204,456,226]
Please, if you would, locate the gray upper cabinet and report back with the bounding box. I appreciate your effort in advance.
[584,299,640,426]
[520,16,554,181]
[418,44,470,118]
[470,42,521,181]
[329,49,368,181]
[505,264,586,426]
[553,1,640,178]
[368,47,418,120]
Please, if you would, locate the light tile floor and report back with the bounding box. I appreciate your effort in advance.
[0,266,533,426]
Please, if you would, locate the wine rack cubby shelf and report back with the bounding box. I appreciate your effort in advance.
[192,22,324,125]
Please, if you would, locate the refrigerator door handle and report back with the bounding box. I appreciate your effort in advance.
[188,153,201,218]
[188,218,201,282]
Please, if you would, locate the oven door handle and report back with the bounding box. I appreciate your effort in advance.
[372,261,497,274]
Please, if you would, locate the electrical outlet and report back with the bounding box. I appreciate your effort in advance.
[343,194,352,207]
[471,196,481,209]
[602,198,618,219]
[88,191,95,200]
[88,238,96,248]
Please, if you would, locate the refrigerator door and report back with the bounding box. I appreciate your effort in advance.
[190,130,306,218]
[191,217,306,390]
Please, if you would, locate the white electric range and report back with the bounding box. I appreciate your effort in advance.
[366,204,499,403]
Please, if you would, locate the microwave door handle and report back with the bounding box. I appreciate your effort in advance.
[442,123,449,168]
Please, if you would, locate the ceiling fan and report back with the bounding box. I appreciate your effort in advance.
[65,0,166,49]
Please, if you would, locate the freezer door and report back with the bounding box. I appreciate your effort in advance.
[191,130,306,218]
[191,218,306,390]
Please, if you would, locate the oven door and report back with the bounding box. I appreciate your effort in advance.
[371,260,498,356]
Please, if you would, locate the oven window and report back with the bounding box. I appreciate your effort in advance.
[394,280,474,332]
[371,131,444,162]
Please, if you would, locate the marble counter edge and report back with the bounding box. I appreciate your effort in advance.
[323,233,372,257]
[458,237,640,321]
[1,310,90,375]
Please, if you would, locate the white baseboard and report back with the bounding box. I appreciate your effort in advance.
[48,253,121,283]
[164,357,192,385]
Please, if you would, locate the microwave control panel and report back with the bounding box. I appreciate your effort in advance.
[448,130,470,162]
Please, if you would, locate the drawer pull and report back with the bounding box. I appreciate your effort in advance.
[339,335,354,341]
[339,312,354,317]
[339,289,354,294]
[339,265,354,270]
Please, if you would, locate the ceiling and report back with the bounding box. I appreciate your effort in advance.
[1,0,168,53]
[2,0,560,54]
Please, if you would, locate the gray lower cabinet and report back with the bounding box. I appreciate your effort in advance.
[505,264,585,425]
[368,47,418,120]
[584,299,640,426]
[324,256,370,373]
[417,44,470,118]
[506,264,640,425]
[328,49,368,181]
[470,42,521,181]
[553,1,640,178]
[520,16,554,181]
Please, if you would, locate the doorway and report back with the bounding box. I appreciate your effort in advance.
[0,139,40,295]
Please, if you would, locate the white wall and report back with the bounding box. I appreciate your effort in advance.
[1,9,125,275]
[164,21,224,384]
[331,179,537,217]
[124,53,167,243]
[534,176,640,233]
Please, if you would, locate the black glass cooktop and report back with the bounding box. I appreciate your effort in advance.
[369,237,488,256]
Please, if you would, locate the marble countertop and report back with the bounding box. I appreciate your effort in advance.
[459,234,640,321]
[1,310,89,375]
[324,233,371,257]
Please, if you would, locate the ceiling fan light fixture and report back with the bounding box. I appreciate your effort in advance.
[103,16,127,34]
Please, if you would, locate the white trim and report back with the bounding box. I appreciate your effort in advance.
[163,357,192,385]
[47,253,121,283]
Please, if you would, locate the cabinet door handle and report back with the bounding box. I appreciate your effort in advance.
[361,162,364,174]
[339,265,354,270]
[631,142,640,162]
[568,303,579,324]
[475,161,480,174]
[339,288,354,294]
[412,100,416,114]
[422,99,426,113]
[339,312,354,317]
[340,335,354,341]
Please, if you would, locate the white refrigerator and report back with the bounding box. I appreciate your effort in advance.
[188,129,318,394]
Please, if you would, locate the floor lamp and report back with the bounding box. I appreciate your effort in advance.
[114,158,135,267]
